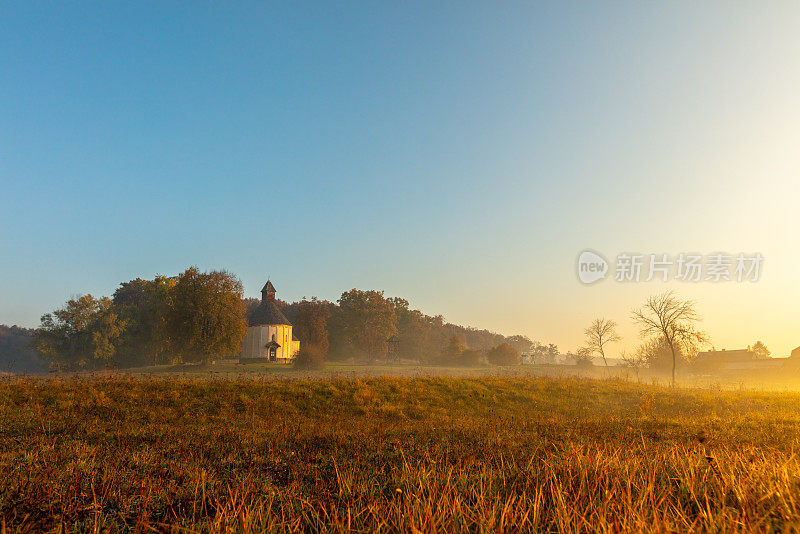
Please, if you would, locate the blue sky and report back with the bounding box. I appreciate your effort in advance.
[2,3,800,356]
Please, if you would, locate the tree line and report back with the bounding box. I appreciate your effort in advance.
[10,279,778,377]
[30,267,539,370]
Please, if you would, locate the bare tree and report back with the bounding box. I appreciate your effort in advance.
[582,318,621,367]
[631,291,706,386]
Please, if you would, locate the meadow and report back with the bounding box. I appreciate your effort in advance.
[2,373,800,532]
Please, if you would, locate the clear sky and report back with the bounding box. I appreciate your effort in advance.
[2,2,799,357]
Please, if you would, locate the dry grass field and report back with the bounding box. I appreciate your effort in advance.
[2,374,800,532]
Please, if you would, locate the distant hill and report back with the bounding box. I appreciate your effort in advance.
[0,325,47,374]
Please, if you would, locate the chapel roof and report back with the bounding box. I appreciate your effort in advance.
[249,299,292,326]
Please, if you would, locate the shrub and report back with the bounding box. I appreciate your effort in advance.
[293,345,325,370]
[432,335,469,366]
[487,343,520,366]
[574,353,594,369]
[458,349,483,366]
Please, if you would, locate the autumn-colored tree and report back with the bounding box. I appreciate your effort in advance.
[335,289,397,361]
[451,326,505,353]
[294,298,331,357]
[440,335,467,365]
[34,295,126,369]
[528,341,559,364]
[531,341,545,360]
[389,297,436,362]
[167,267,247,364]
[505,335,534,354]
[434,335,484,366]
[487,342,520,366]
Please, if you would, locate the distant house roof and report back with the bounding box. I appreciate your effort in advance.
[696,349,754,363]
[261,280,276,293]
[249,299,292,326]
[265,340,281,349]
[792,346,800,359]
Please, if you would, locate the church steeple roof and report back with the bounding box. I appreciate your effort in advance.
[250,279,291,326]
[261,280,276,293]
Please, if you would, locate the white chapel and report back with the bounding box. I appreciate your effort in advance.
[239,280,300,363]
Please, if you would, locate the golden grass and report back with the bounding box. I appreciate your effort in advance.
[2,375,800,532]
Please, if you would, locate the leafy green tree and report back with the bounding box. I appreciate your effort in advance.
[113,276,175,366]
[389,297,436,362]
[34,295,126,369]
[167,267,247,364]
[335,289,397,361]
[294,298,331,358]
